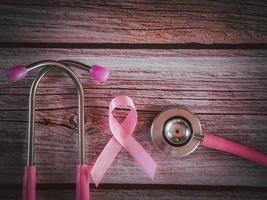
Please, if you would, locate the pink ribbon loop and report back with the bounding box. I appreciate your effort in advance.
[90,96,157,187]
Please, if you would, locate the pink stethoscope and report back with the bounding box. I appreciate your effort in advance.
[7,60,109,200]
[7,61,267,200]
[151,108,267,167]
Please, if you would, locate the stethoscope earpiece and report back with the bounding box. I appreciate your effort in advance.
[151,108,203,157]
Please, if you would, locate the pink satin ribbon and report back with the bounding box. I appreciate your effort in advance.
[90,96,157,187]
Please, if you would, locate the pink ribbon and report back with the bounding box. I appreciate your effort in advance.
[90,96,157,187]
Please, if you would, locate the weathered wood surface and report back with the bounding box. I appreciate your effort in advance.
[0,1,267,44]
[0,49,266,189]
[1,1,267,198]
[1,186,267,200]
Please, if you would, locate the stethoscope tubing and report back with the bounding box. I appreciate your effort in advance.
[202,133,267,167]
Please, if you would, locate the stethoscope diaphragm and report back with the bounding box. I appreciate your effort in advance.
[151,108,203,157]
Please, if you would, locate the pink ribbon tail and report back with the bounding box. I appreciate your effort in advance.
[90,96,157,187]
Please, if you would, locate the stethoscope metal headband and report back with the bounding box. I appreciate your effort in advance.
[27,61,86,165]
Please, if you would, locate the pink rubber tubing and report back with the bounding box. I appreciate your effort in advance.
[76,164,90,200]
[22,165,36,200]
[203,133,267,167]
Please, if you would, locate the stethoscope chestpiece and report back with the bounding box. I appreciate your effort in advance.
[151,108,203,157]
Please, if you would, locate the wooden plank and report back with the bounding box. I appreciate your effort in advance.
[1,185,267,200]
[0,49,267,187]
[0,1,267,44]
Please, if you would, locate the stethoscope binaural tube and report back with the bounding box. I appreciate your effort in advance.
[27,63,86,166]
[7,60,109,200]
[24,64,87,200]
[151,108,267,167]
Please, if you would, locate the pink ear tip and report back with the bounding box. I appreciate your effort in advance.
[7,65,27,82]
[90,65,109,82]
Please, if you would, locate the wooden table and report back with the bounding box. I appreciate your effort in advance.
[0,1,267,199]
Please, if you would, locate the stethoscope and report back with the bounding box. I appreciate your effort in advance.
[7,60,109,200]
[7,61,267,200]
[151,108,267,167]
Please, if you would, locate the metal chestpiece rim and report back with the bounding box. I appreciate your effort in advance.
[151,108,203,157]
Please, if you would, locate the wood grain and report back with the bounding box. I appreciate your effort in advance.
[0,1,267,44]
[0,49,266,188]
[1,1,267,199]
[1,185,267,200]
